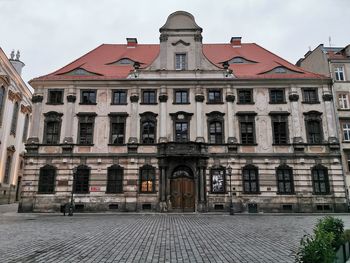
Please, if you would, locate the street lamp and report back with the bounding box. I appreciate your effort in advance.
[227,165,234,215]
[68,167,77,216]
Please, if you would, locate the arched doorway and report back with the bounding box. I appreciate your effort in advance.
[170,166,195,212]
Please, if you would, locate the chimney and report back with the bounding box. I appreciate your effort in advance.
[126,38,138,47]
[230,37,242,47]
[9,50,25,76]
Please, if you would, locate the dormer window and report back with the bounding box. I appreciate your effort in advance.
[114,58,135,65]
[274,67,287,73]
[64,68,98,76]
[175,53,187,70]
[227,57,257,64]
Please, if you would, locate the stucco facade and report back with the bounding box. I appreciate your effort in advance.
[19,12,347,213]
[0,48,32,204]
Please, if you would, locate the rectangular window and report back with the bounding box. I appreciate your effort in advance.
[211,169,225,193]
[338,94,349,109]
[239,115,255,144]
[175,122,188,142]
[307,120,322,144]
[269,89,285,104]
[106,167,123,193]
[140,167,155,193]
[74,168,90,194]
[175,53,186,70]
[238,89,253,104]
[45,121,60,144]
[276,167,294,194]
[208,90,222,103]
[142,90,157,104]
[271,115,288,144]
[80,90,96,104]
[38,167,56,194]
[48,90,63,104]
[312,167,329,195]
[348,155,350,172]
[110,115,126,144]
[302,88,319,103]
[3,154,12,184]
[343,123,350,141]
[335,66,345,81]
[112,90,127,105]
[174,90,189,104]
[242,166,259,193]
[78,114,95,145]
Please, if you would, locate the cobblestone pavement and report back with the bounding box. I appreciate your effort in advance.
[1,205,350,263]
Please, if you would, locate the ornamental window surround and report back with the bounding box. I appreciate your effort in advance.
[304,111,323,144]
[38,165,56,194]
[109,113,128,144]
[140,112,157,144]
[270,113,289,145]
[139,165,156,193]
[77,113,96,145]
[206,111,225,144]
[276,165,294,194]
[312,165,330,195]
[242,164,260,194]
[106,165,124,194]
[43,111,63,144]
[170,112,193,142]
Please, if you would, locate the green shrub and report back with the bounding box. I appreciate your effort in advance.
[315,216,344,249]
[342,229,350,242]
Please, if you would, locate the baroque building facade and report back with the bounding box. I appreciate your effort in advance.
[298,44,350,202]
[0,48,32,204]
[20,11,347,213]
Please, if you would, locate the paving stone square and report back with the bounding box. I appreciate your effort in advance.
[1,205,350,263]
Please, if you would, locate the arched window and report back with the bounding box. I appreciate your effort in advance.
[38,165,56,194]
[210,166,226,193]
[139,165,155,193]
[3,154,13,184]
[140,112,157,144]
[106,165,124,193]
[312,165,330,195]
[74,165,90,194]
[0,86,5,125]
[304,111,323,144]
[22,114,29,142]
[43,111,63,144]
[242,165,259,194]
[10,102,19,135]
[276,165,294,194]
[207,111,225,144]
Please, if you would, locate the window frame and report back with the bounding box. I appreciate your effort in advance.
[80,90,97,105]
[242,165,260,194]
[139,165,156,193]
[171,112,193,143]
[141,90,157,105]
[334,65,345,81]
[238,113,256,145]
[111,90,128,105]
[10,101,19,136]
[302,88,319,104]
[73,165,90,194]
[343,123,350,142]
[270,114,289,145]
[38,165,56,194]
[338,93,349,110]
[304,111,323,144]
[237,89,254,104]
[174,89,189,104]
[312,165,330,195]
[210,167,226,194]
[43,111,63,145]
[106,165,124,194]
[207,89,223,104]
[207,111,225,144]
[109,113,128,145]
[269,89,286,104]
[140,112,157,144]
[47,89,64,105]
[77,113,96,145]
[0,86,6,126]
[175,53,187,70]
[22,114,29,143]
[276,165,294,194]
[3,153,13,184]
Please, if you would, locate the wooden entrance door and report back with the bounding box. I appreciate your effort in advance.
[170,177,195,212]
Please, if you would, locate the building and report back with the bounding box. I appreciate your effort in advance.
[19,11,347,213]
[298,44,350,202]
[0,48,32,204]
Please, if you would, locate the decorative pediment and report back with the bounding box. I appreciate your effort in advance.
[171,40,190,46]
[61,68,100,76]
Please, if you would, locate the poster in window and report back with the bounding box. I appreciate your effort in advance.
[212,169,225,193]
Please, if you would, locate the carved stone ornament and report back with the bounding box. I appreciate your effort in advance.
[195,94,205,102]
[159,34,168,42]
[8,90,22,102]
[194,34,203,42]
[21,105,32,114]
[226,94,235,102]
[130,95,139,103]
[322,93,333,101]
[31,94,43,103]
[67,95,76,103]
[158,94,168,102]
[288,92,299,102]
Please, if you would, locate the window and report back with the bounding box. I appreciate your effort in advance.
[343,123,350,141]
[3,154,12,184]
[140,112,157,144]
[175,53,186,70]
[304,112,323,144]
[0,86,5,126]
[174,90,189,104]
[142,90,156,104]
[269,89,285,104]
[74,166,90,194]
[78,113,96,145]
[347,154,350,172]
[112,90,127,105]
[242,165,259,194]
[207,111,225,144]
[208,90,222,103]
[47,90,63,104]
[80,90,96,104]
[43,112,62,144]
[211,167,225,193]
[38,165,56,194]
[276,165,294,194]
[109,113,127,144]
[338,94,349,109]
[271,114,288,144]
[238,89,253,104]
[312,165,330,195]
[171,112,192,142]
[106,165,123,193]
[139,165,155,193]
[238,114,256,144]
[335,66,345,81]
[22,114,29,142]
[10,102,19,135]
[302,88,319,103]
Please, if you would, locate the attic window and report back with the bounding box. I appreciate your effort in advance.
[114,58,135,65]
[228,57,256,64]
[261,66,302,75]
[274,67,287,73]
[64,68,97,76]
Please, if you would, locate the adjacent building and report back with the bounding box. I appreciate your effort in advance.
[0,48,32,204]
[298,44,350,202]
[20,11,347,213]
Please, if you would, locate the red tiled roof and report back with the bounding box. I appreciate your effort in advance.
[31,43,326,82]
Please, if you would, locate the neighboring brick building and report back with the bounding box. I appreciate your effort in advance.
[20,11,347,213]
[298,44,350,204]
[0,48,32,204]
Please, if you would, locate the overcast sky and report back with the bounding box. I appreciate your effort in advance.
[0,0,349,84]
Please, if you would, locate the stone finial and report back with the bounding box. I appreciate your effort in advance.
[16,50,20,60]
[10,50,15,60]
